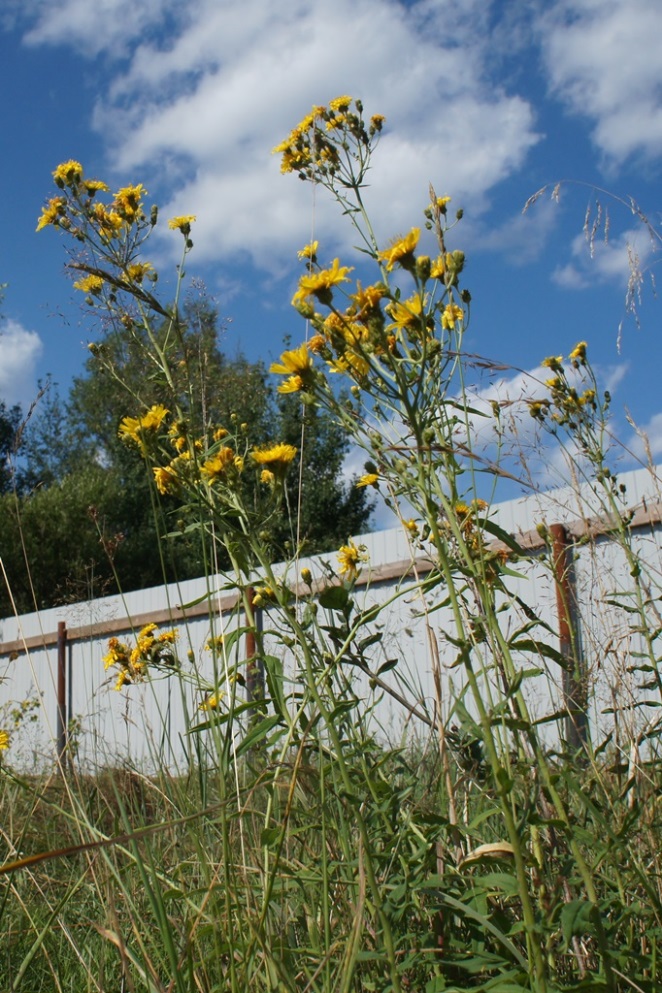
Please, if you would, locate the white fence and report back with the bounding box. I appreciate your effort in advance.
[1,465,661,771]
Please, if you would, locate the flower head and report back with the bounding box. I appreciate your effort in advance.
[36,197,67,231]
[113,184,147,221]
[201,447,236,483]
[297,241,319,261]
[270,343,315,394]
[53,160,83,187]
[0,730,10,751]
[441,303,464,330]
[252,443,297,471]
[337,540,368,581]
[292,258,353,307]
[168,215,196,233]
[73,274,104,295]
[356,473,379,488]
[377,228,420,271]
[119,404,169,450]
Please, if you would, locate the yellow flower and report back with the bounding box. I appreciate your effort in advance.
[252,443,297,469]
[386,294,425,330]
[83,179,109,195]
[93,203,125,238]
[377,228,420,271]
[260,469,275,485]
[404,519,419,537]
[441,303,464,330]
[297,241,319,260]
[200,692,222,711]
[113,184,147,221]
[73,274,104,295]
[270,343,315,393]
[357,473,379,488]
[168,215,196,232]
[541,355,563,371]
[201,447,235,482]
[53,160,83,186]
[337,540,368,581]
[123,262,154,283]
[0,729,10,751]
[569,341,587,364]
[141,405,169,431]
[370,114,385,131]
[119,404,169,448]
[329,95,352,112]
[153,465,178,494]
[292,258,353,306]
[434,195,451,210]
[350,281,385,321]
[36,196,67,231]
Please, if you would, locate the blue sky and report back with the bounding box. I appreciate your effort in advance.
[1,0,661,503]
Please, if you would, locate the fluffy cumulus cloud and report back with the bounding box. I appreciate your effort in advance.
[0,320,43,406]
[16,0,540,270]
[539,0,662,164]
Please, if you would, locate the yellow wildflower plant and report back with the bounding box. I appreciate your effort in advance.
[356,473,379,488]
[297,240,319,261]
[168,215,196,233]
[73,274,104,295]
[153,465,178,495]
[337,540,368,581]
[113,184,147,221]
[252,443,297,471]
[270,343,315,394]
[199,692,222,712]
[82,178,110,195]
[53,160,83,187]
[36,196,67,231]
[385,294,425,331]
[201,447,236,483]
[0,729,11,751]
[123,262,154,284]
[569,341,588,366]
[119,404,169,451]
[377,228,420,271]
[441,302,464,330]
[292,258,354,307]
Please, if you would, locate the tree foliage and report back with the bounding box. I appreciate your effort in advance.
[0,305,372,616]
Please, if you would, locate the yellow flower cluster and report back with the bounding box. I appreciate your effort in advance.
[119,404,169,454]
[103,624,178,691]
[529,344,598,429]
[273,96,384,181]
[0,729,10,752]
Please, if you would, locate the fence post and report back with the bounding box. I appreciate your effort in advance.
[550,523,588,752]
[56,621,67,766]
[245,588,264,711]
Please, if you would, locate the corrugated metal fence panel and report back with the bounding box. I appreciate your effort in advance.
[2,465,662,769]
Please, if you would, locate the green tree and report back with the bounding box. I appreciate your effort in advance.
[4,303,372,614]
[0,400,22,495]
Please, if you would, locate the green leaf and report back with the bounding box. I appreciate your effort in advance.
[235,715,284,757]
[319,584,350,610]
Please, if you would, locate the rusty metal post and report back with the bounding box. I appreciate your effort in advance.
[245,588,264,710]
[550,523,588,752]
[56,621,67,765]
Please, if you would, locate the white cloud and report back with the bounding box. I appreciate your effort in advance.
[0,320,43,406]
[539,0,662,164]
[20,0,176,56]
[18,0,539,272]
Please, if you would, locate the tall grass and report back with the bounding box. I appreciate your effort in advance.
[2,98,662,991]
